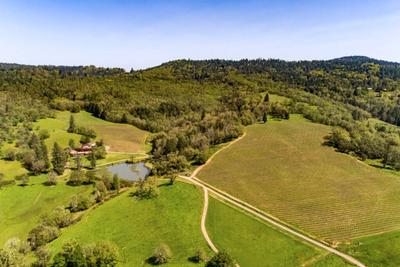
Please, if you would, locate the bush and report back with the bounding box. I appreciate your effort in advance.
[93,145,107,159]
[38,129,50,140]
[132,177,159,200]
[205,251,235,267]
[15,174,29,186]
[270,102,290,120]
[85,170,98,184]
[3,148,16,161]
[41,206,72,228]
[51,240,119,267]
[148,244,172,265]
[84,241,119,267]
[0,238,28,267]
[68,170,85,186]
[28,224,60,249]
[69,195,94,212]
[52,241,86,267]
[189,248,208,263]
[32,246,51,267]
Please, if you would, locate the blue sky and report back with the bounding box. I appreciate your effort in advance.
[0,0,399,69]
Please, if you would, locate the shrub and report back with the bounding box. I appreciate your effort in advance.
[0,239,27,267]
[28,224,60,249]
[41,206,72,228]
[69,195,93,212]
[68,170,85,186]
[51,240,119,267]
[93,145,107,159]
[148,244,172,265]
[270,102,290,120]
[45,171,58,186]
[205,251,235,267]
[32,246,51,267]
[3,148,16,161]
[38,129,50,140]
[84,241,119,267]
[15,174,29,187]
[52,241,86,267]
[132,177,159,200]
[85,170,98,184]
[189,248,208,263]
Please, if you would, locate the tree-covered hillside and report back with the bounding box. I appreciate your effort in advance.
[2,56,400,173]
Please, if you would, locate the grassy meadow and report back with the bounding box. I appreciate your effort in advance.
[0,159,27,180]
[341,230,400,267]
[0,175,91,246]
[48,182,210,266]
[57,111,149,153]
[206,196,351,267]
[33,111,149,153]
[197,115,400,242]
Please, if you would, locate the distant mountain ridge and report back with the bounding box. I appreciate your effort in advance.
[1,56,399,72]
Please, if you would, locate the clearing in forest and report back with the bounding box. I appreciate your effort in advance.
[36,111,149,153]
[197,115,400,242]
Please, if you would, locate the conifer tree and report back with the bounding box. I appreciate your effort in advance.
[52,142,67,175]
[68,115,76,133]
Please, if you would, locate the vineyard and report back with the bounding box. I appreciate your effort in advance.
[197,115,400,242]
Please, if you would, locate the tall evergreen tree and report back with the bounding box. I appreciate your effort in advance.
[67,115,76,133]
[262,112,268,123]
[89,151,96,169]
[52,142,67,175]
[75,155,82,170]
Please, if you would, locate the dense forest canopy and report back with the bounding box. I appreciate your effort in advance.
[2,56,400,172]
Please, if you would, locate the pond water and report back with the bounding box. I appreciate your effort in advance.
[106,162,150,181]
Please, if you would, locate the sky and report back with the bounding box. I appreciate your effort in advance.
[0,0,400,70]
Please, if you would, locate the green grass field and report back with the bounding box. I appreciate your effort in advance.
[34,114,82,151]
[197,115,400,242]
[341,230,400,267]
[34,111,149,153]
[0,175,90,246]
[206,196,351,267]
[48,182,210,266]
[57,111,149,153]
[0,159,27,180]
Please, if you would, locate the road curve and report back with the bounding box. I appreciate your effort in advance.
[180,175,366,267]
[191,132,247,178]
[200,187,219,253]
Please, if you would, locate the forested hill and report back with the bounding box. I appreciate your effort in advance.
[3,56,400,173]
[0,62,125,76]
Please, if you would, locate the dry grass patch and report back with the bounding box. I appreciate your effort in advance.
[198,115,400,242]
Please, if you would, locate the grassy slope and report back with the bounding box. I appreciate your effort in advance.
[0,159,27,179]
[206,197,351,267]
[0,175,90,246]
[34,114,82,151]
[57,111,150,153]
[48,182,210,266]
[197,115,400,242]
[341,230,400,267]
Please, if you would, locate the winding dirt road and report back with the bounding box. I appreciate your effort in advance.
[200,187,218,253]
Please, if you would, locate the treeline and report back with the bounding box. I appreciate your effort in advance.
[2,57,400,171]
[0,92,52,146]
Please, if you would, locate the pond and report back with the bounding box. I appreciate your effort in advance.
[106,162,150,181]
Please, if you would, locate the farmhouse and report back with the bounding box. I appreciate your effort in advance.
[69,143,95,156]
